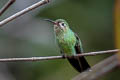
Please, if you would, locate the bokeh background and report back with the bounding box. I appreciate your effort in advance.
[0,0,120,80]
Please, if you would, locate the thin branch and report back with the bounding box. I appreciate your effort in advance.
[74,49,119,56]
[0,49,119,62]
[0,0,16,16]
[0,0,49,27]
[73,54,119,80]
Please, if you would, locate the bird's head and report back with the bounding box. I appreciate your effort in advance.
[44,19,69,34]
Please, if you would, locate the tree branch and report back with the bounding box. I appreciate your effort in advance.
[0,0,16,16]
[73,54,119,80]
[0,49,119,62]
[0,0,49,27]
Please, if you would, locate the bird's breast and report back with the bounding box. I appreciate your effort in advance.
[57,32,76,54]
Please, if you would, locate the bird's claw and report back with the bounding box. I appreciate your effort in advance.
[62,54,67,58]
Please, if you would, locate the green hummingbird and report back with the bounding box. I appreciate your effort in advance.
[45,19,90,72]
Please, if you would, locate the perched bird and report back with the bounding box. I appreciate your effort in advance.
[45,19,90,72]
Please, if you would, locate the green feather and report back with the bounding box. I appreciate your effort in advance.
[54,19,79,55]
[50,19,90,72]
[56,29,76,55]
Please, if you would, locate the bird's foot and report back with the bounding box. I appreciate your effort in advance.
[62,54,67,58]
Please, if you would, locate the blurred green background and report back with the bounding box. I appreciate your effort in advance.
[0,0,119,80]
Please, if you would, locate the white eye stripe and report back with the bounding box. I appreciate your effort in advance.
[59,22,66,28]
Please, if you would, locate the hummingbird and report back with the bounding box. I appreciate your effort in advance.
[45,19,90,72]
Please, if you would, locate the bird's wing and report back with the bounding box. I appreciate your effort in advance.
[67,33,90,72]
[74,33,83,54]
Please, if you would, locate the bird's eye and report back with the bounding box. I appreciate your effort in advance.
[61,23,64,26]
[59,22,66,30]
[60,22,66,27]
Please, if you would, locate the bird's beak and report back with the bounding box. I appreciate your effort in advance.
[44,19,56,25]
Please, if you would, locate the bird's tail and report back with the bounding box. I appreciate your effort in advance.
[67,56,90,72]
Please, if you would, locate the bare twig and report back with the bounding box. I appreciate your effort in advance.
[75,49,119,57]
[0,0,16,16]
[0,0,49,27]
[0,49,119,62]
[73,54,119,80]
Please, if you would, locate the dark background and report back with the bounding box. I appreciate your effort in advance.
[0,0,119,80]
